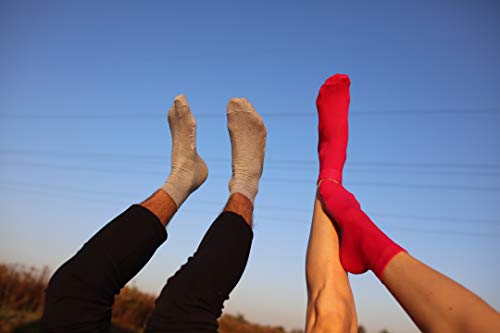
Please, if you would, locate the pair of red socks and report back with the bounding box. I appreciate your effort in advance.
[316,74,405,279]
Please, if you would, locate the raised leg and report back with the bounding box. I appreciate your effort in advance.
[316,73,500,332]
[382,252,500,333]
[306,194,357,333]
[320,181,500,332]
[144,194,254,333]
[40,94,206,333]
[145,97,266,332]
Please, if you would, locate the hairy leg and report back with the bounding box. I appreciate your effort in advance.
[145,194,255,333]
[145,97,266,333]
[41,95,206,333]
[306,194,357,333]
[223,192,254,226]
[140,189,177,226]
[382,252,500,333]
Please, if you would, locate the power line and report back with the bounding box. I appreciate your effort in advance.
[193,201,500,225]
[2,155,499,177]
[2,181,499,226]
[263,177,500,192]
[2,148,499,171]
[184,210,500,239]
[1,108,499,119]
[192,200,500,225]
[2,159,499,192]
[2,184,498,239]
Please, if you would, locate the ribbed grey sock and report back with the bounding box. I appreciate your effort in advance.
[160,94,208,208]
[227,98,267,204]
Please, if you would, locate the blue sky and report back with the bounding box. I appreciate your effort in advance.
[1,1,499,332]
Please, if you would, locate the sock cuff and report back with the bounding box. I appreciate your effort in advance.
[159,182,185,209]
[318,168,343,184]
[229,184,258,205]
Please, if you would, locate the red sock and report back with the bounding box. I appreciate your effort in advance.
[317,74,351,184]
[318,181,405,279]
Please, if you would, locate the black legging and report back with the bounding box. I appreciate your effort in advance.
[40,205,253,333]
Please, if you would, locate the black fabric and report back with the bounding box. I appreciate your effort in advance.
[40,206,253,333]
[145,212,253,333]
[40,205,167,333]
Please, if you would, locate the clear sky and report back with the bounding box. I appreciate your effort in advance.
[1,1,499,332]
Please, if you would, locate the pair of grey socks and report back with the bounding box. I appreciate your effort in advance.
[160,94,266,208]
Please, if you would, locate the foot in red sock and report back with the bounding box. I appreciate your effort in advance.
[318,180,405,279]
[317,74,351,184]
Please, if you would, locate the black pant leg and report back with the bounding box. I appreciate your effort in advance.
[40,205,167,333]
[145,211,253,333]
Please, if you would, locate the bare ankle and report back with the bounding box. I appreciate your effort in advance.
[140,190,177,226]
[223,193,253,226]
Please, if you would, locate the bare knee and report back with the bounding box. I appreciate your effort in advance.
[307,290,357,333]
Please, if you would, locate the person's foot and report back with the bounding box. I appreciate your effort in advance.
[317,74,351,184]
[227,97,266,204]
[160,94,208,208]
[319,180,405,279]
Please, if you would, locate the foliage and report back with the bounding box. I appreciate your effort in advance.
[0,263,304,333]
[235,313,247,323]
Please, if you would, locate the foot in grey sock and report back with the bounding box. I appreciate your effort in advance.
[160,94,208,208]
[227,97,267,204]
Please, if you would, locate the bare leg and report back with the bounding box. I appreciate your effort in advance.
[140,189,177,226]
[315,73,500,332]
[223,192,253,226]
[320,181,500,333]
[305,193,357,333]
[382,252,500,333]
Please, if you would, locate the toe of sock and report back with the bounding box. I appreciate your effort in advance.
[323,74,351,87]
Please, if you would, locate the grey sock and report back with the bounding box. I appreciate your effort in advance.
[227,97,267,204]
[160,94,208,208]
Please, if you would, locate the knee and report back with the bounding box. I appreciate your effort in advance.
[308,292,357,333]
[41,265,112,332]
[44,264,70,298]
[43,263,84,309]
[146,275,220,332]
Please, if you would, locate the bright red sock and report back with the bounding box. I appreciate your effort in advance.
[318,181,406,279]
[317,74,351,184]
[316,73,405,279]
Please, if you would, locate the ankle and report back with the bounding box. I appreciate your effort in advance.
[175,154,208,185]
[223,193,253,226]
[161,155,208,208]
[140,190,177,226]
[229,175,259,205]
